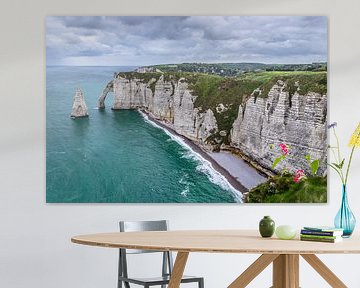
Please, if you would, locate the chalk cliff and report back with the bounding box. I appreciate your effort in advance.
[99,74,218,149]
[230,80,327,175]
[99,73,327,174]
[70,88,89,118]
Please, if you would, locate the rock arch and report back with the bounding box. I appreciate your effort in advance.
[98,80,114,109]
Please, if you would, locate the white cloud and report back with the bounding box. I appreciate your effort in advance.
[46,16,328,66]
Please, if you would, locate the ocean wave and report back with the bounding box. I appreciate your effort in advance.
[180,187,189,197]
[180,150,194,160]
[179,174,193,194]
[179,175,189,185]
[139,110,243,203]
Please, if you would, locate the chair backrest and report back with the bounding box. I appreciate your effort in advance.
[118,220,173,283]
[120,220,168,232]
[119,220,169,254]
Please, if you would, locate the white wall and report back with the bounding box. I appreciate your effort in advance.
[1,0,360,287]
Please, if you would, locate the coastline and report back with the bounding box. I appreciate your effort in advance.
[139,109,268,200]
[207,151,267,190]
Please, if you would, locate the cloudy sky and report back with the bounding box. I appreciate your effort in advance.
[46,16,327,66]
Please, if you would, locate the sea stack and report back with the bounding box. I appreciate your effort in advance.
[70,88,89,118]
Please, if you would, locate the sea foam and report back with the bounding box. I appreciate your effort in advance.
[139,111,243,202]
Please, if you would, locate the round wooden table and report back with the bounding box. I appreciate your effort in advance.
[72,230,360,288]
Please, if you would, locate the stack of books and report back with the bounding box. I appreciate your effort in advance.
[300,226,344,243]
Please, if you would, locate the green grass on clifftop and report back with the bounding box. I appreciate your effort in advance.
[248,174,327,203]
[143,62,327,76]
[116,71,204,94]
[239,71,327,96]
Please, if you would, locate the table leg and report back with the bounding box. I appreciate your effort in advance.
[301,254,347,288]
[272,254,299,288]
[229,253,348,288]
[168,252,189,288]
[228,254,279,288]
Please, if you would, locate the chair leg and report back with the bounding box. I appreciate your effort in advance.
[199,278,204,288]
[118,249,123,288]
[161,252,168,288]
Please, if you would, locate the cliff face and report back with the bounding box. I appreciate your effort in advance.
[99,74,327,174]
[99,75,218,148]
[231,80,327,175]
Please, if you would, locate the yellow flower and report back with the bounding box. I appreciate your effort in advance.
[349,122,360,147]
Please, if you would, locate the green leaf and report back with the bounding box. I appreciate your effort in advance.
[328,163,341,173]
[332,162,340,169]
[305,154,311,163]
[310,159,320,176]
[332,161,344,169]
[339,158,345,169]
[272,155,284,169]
[269,144,274,149]
[328,163,345,183]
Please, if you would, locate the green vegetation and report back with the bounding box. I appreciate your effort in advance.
[248,174,327,203]
[152,63,267,76]
[116,71,203,94]
[117,71,163,82]
[265,62,327,72]
[239,71,327,96]
[117,72,201,94]
[138,62,327,77]
[239,70,323,82]
[192,76,262,143]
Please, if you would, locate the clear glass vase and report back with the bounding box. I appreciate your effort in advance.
[334,185,356,237]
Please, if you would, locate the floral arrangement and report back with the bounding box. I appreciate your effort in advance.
[271,143,320,183]
[328,122,360,186]
[249,123,359,204]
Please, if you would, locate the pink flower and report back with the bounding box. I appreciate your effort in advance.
[279,143,289,155]
[293,169,305,183]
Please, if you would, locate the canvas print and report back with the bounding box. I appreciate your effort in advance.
[46,16,328,203]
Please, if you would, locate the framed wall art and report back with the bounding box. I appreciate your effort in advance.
[46,16,328,203]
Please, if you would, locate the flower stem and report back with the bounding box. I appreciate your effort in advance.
[345,130,360,185]
[345,145,356,185]
[332,128,345,184]
[333,128,342,164]
[329,147,345,184]
[330,148,339,166]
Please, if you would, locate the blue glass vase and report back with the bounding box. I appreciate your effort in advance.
[334,185,356,237]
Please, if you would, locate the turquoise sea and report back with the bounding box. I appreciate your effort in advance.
[46,66,242,203]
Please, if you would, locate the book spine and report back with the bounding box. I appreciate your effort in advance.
[300,237,337,243]
[301,230,335,236]
[300,234,337,240]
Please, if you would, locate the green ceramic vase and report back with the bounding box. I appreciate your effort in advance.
[259,216,275,238]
